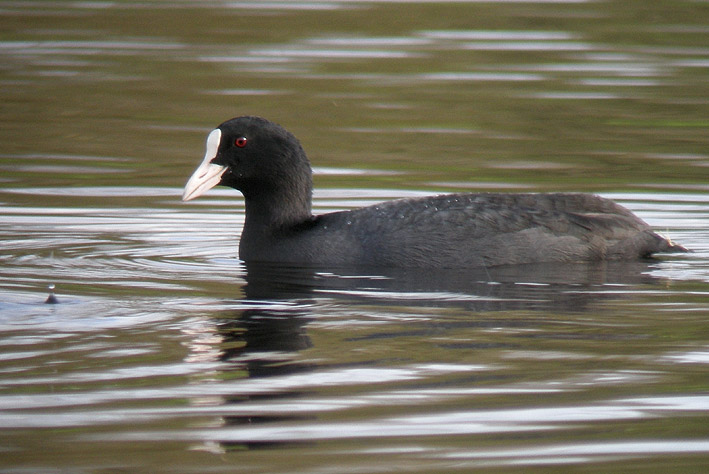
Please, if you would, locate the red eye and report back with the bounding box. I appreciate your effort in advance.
[235,137,248,148]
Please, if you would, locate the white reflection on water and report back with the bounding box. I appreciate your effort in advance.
[0,40,185,55]
[516,62,664,76]
[308,36,433,47]
[527,92,621,100]
[577,78,662,87]
[79,395,709,444]
[460,41,593,51]
[662,350,709,364]
[0,363,491,413]
[417,72,544,82]
[203,88,287,96]
[419,30,577,41]
[223,1,347,10]
[249,47,422,60]
[440,440,709,465]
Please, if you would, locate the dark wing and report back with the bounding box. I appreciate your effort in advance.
[337,193,679,267]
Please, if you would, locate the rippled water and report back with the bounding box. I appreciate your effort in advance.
[1,0,709,472]
[2,186,708,472]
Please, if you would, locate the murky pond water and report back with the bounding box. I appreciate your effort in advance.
[2,1,709,472]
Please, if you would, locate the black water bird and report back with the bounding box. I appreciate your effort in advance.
[182,116,685,268]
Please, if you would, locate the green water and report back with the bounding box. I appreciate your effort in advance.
[2,0,707,192]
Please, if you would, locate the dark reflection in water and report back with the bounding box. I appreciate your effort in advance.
[318,261,661,310]
[210,258,666,450]
[214,264,317,449]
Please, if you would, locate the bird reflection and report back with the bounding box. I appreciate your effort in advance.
[205,259,669,450]
[208,263,319,450]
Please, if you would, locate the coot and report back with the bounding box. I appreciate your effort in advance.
[183,116,685,267]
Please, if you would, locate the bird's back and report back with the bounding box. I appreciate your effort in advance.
[301,193,682,268]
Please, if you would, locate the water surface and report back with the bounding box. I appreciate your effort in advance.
[1,0,709,472]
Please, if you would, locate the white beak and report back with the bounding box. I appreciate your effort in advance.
[182,129,226,202]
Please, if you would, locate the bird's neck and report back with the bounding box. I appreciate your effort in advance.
[242,184,313,235]
[238,185,312,262]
